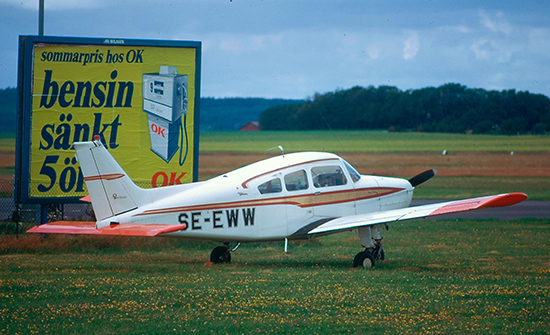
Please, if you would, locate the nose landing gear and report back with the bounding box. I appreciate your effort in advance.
[210,243,241,264]
[353,240,384,269]
[210,246,231,264]
[354,225,385,269]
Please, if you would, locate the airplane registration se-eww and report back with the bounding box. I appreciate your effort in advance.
[28,138,527,269]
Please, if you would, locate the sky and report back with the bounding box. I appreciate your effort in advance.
[0,0,549,99]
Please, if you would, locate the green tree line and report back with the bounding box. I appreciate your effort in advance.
[259,83,550,134]
[0,87,302,132]
[0,87,16,133]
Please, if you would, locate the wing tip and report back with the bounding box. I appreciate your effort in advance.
[484,192,527,208]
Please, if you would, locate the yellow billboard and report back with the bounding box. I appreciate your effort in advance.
[16,36,201,202]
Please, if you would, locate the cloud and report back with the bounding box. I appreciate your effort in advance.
[365,43,383,60]
[0,0,102,10]
[467,10,525,64]
[470,39,490,59]
[403,32,419,60]
[1,1,549,99]
[217,33,284,54]
[479,10,512,35]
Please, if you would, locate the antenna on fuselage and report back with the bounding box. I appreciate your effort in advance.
[267,145,285,157]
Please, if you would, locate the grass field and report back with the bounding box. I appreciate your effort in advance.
[1,219,548,334]
[3,131,549,199]
[200,130,550,153]
[197,131,550,200]
[2,130,549,153]
[0,131,549,333]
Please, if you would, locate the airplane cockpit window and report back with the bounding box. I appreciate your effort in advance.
[284,170,308,191]
[258,178,282,194]
[343,160,361,183]
[312,165,347,188]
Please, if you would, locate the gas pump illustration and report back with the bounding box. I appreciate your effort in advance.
[143,66,188,165]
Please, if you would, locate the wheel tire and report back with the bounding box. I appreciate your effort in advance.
[353,251,375,269]
[210,246,231,264]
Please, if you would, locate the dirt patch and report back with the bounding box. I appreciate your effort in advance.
[198,151,550,180]
[2,149,549,181]
[425,244,448,249]
[339,152,550,178]
[0,151,14,168]
[477,258,496,262]
[198,152,273,178]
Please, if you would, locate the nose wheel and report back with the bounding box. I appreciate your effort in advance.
[353,251,375,269]
[353,240,384,269]
[210,246,231,264]
[210,243,241,264]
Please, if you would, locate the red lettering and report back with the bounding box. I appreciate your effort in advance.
[150,123,166,138]
[152,171,187,187]
[151,171,168,188]
[169,172,186,185]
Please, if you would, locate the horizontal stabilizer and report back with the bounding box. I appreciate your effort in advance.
[27,221,188,237]
[309,192,527,235]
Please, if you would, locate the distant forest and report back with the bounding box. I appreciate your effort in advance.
[260,83,550,134]
[0,87,302,132]
[2,83,549,134]
[200,97,304,130]
[0,88,16,133]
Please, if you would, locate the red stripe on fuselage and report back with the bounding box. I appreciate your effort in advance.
[133,187,404,217]
[84,173,125,181]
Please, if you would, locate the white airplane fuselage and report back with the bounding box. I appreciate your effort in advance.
[100,152,413,242]
[28,140,526,268]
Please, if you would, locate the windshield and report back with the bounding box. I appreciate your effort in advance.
[342,159,361,183]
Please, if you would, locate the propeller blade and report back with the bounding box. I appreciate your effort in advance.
[408,169,437,187]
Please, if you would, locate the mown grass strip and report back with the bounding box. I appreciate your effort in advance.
[2,131,549,153]
[200,130,550,153]
[1,218,548,334]
[413,176,550,200]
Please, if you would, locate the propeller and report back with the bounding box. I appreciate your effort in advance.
[408,168,437,187]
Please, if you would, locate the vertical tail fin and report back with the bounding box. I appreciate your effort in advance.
[74,139,146,221]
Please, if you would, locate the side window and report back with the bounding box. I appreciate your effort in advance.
[258,178,282,194]
[311,165,347,188]
[284,170,308,191]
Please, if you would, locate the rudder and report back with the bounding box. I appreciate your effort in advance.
[74,139,145,221]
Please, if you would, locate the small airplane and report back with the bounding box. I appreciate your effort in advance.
[28,138,527,269]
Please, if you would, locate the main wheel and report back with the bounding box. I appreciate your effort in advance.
[353,251,375,269]
[210,246,231,264]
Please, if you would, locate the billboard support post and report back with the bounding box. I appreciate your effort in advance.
[38,0,44,36]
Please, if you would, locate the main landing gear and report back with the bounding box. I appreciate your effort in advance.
[354,225,385,269]
[210,243,240,264]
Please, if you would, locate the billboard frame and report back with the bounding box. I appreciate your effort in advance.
[15,35,201,205]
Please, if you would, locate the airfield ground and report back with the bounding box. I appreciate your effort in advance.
[2,150,549,199]
[200,151,550,200]
[199,151,550,178]
[0,132,549,334]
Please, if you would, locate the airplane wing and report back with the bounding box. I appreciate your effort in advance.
[308,192,527,235]
[27,221,188,237]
